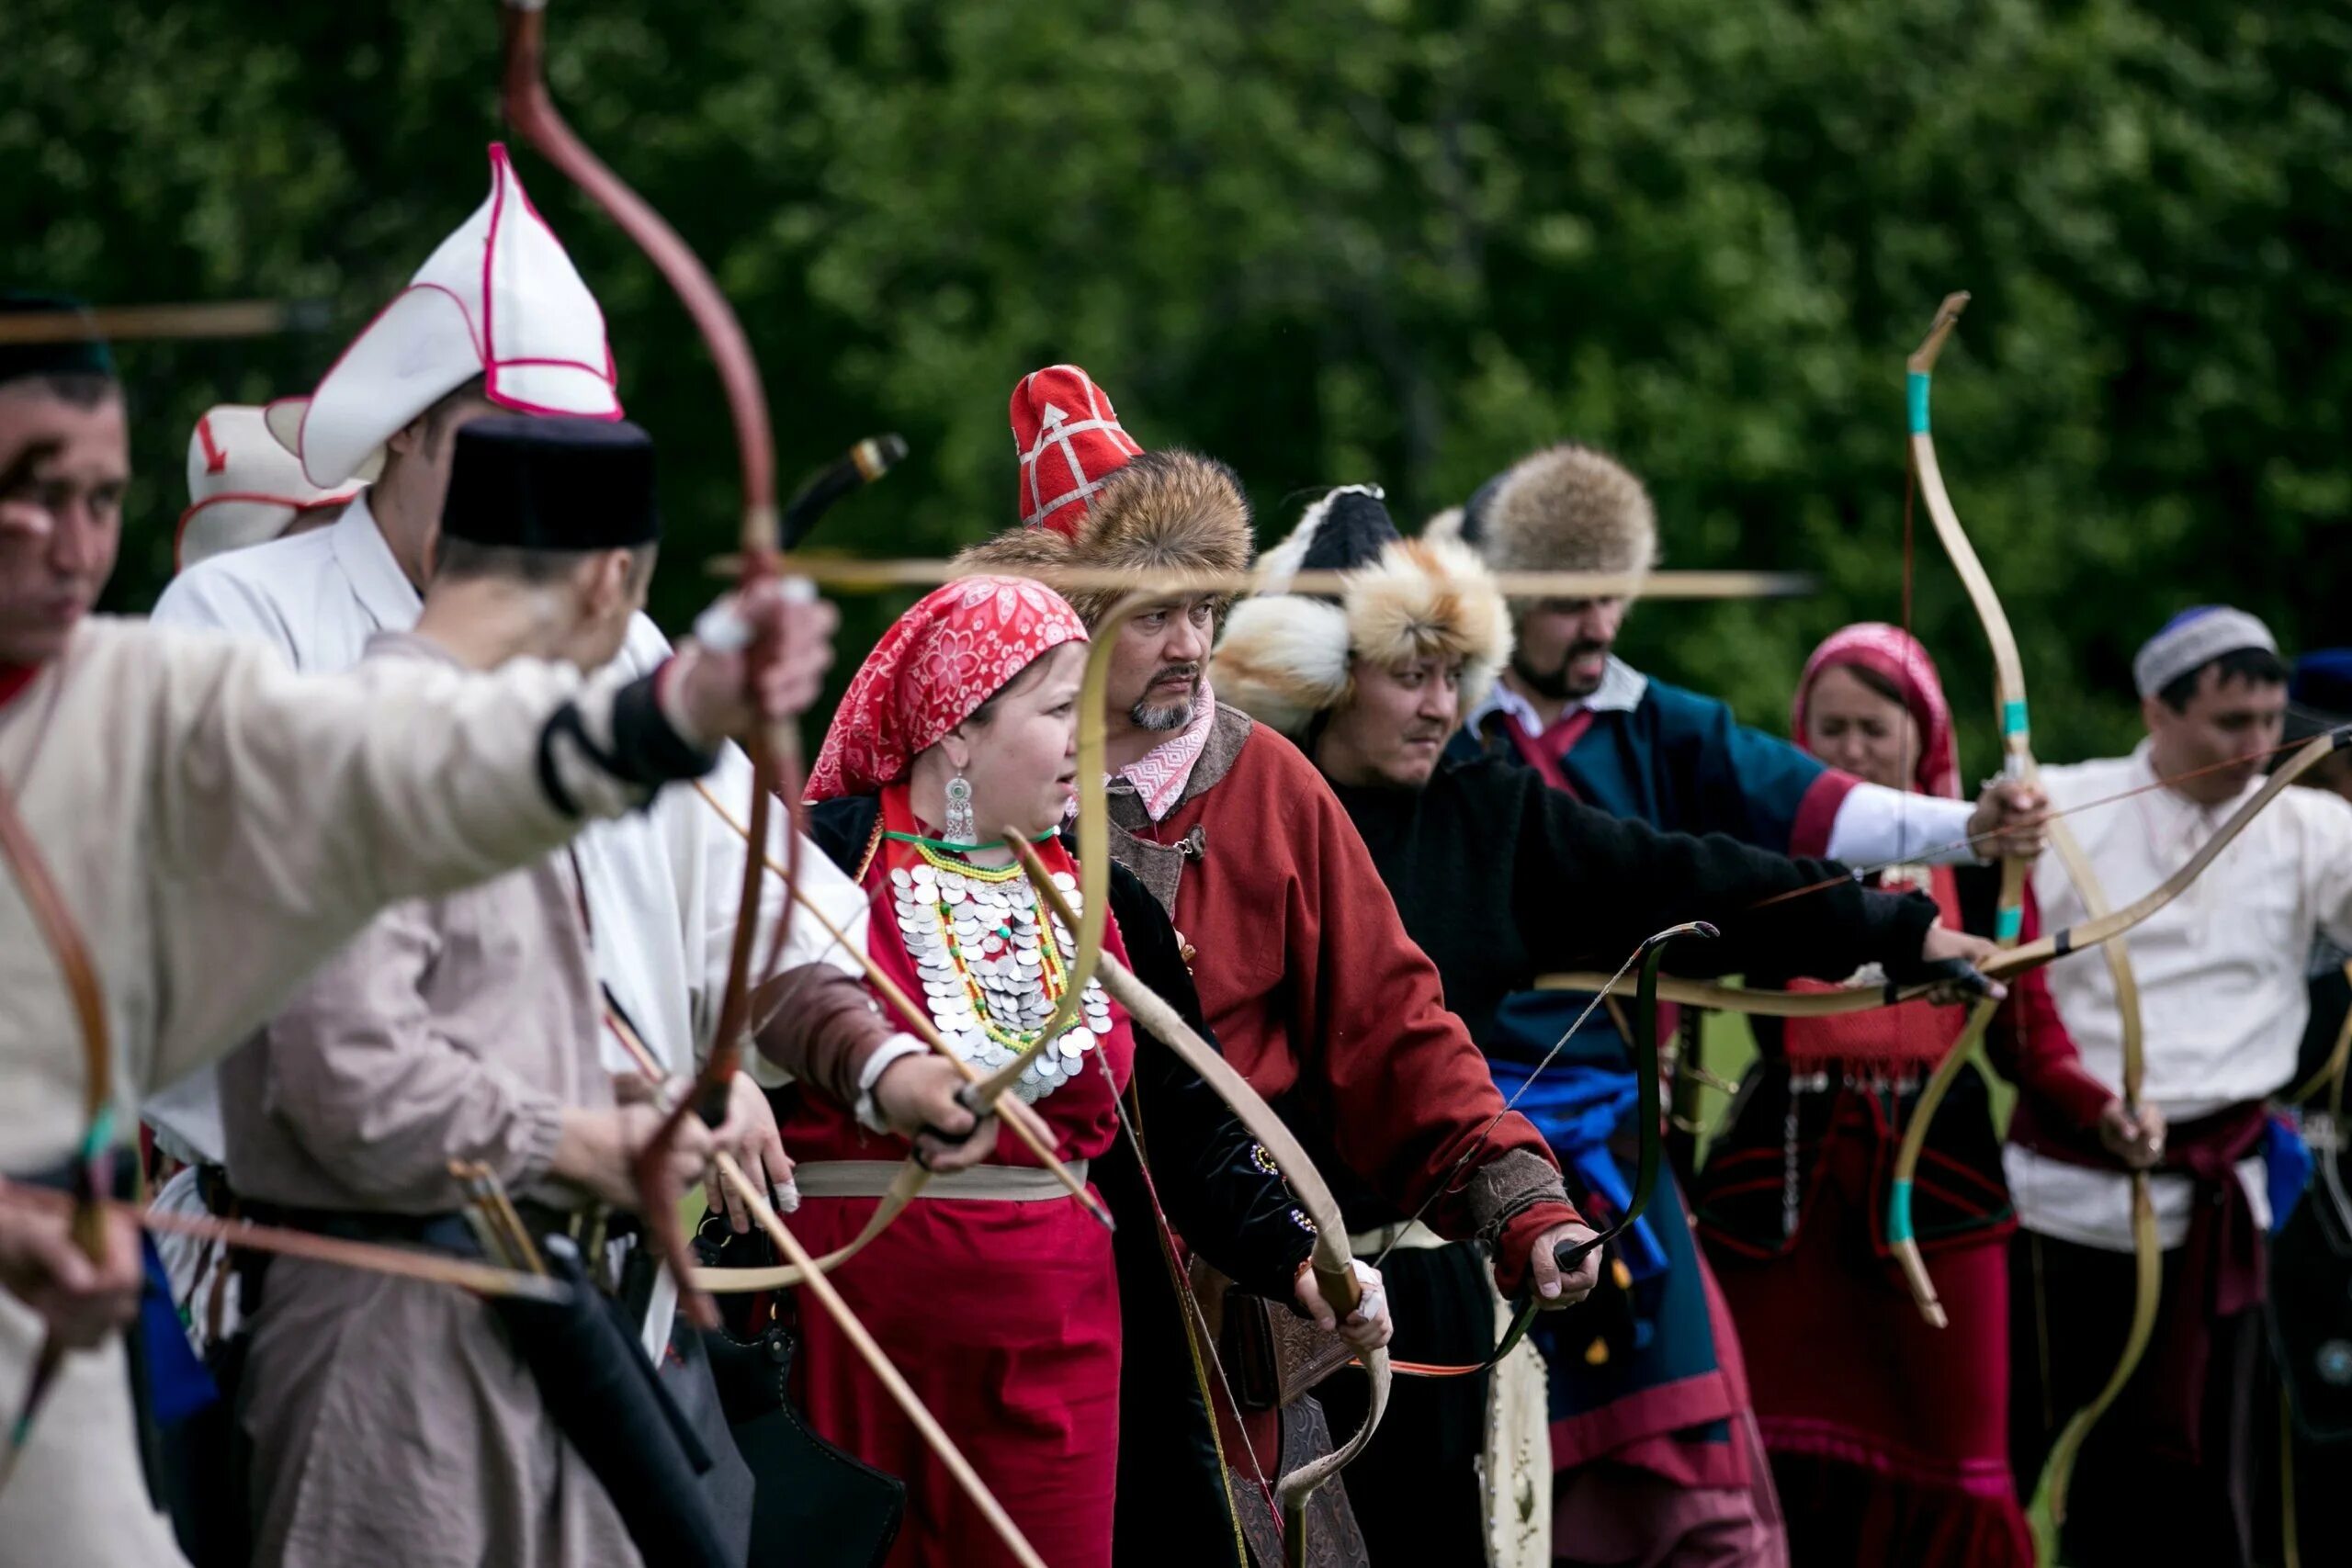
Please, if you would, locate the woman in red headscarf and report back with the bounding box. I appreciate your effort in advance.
[1695,625,2111,1568]
[762,576,1391,1568]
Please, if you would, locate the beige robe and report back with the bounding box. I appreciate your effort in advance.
[224,662,632,1564]
[1,616,676,1568]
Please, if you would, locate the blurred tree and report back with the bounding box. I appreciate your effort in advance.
[5,0,2344,763]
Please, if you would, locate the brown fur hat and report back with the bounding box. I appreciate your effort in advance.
[1471,441,1659,586]
[956,447,1254,626]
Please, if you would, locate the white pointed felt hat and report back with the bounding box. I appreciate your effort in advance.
[175,404,366,570]
[265,142,622,488]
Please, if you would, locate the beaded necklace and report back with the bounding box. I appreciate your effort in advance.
[887,840,1111,1104]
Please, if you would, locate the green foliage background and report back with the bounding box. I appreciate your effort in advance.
[9,0,2346,763]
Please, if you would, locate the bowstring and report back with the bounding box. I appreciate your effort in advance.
[1369,937,1652,1274]
[1090,1050,1281,1533]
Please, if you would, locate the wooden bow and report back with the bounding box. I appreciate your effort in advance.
[497,7,1051,1560]
[1540,724,2351,1016]
[499,0,803,1331]
[1004,829,1387,1568]
[1886,308,2163,1496]
[0,780,115,1490]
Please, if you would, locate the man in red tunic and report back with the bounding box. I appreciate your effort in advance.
[960,366,1597,1562]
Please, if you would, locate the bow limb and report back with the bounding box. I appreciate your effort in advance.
[1890,297,2159,1393]
[0,778,114,1489]
[709,1155,1049,1568]
[1884,293,2044,1323]
[1004,833,1385,1565]
[500,0,802,1327]
[1428,924,1715,1379]
[959,589,1128,1111]
[678,783,1106,1297]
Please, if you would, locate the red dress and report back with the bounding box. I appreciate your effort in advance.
[785,787,1138,1568]
[1702,866,2038,1567]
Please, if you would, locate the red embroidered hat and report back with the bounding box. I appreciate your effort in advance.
[1011,364,1143,536]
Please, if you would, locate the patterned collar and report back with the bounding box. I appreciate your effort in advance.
[1460,654,1650,739]
[1107,676,1220,822]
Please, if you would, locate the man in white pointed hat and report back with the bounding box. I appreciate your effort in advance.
[153,143,876,1201]
[145,146,896,1547]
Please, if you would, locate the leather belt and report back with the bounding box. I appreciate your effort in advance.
[794,1159,1087,1202]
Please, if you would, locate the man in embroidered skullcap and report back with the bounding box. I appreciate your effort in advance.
[2005,606,2352,1568]
[957,367,1601,1566]
[143,145,872,1339]
[173,404,364,571]
[1215,487,1999,1565]
[1431,440,2051,1561]
[0,296,831,1568]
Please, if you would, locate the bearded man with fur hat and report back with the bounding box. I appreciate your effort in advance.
[1425,443,2045,1563]
[1214,486,1998,1566]
[956,368,1596,1568]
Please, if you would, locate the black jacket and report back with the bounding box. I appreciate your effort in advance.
[1332,755,1939,1046]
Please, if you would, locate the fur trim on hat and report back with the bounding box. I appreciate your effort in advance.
[1420,505,1465,544]
[1210,594,1352,737]
[956,447,1253,625]
[1480,442,1658,582]
[1346,536,1512,720]
[1212,535,1512,739]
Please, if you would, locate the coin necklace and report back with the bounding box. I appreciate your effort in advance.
[888,842,1113,1104]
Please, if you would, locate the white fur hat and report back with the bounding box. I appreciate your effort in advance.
[264,142,621,487]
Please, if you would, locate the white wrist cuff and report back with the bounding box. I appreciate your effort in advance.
[853,1034,930,1134]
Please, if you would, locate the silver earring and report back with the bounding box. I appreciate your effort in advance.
[944,773,977,847]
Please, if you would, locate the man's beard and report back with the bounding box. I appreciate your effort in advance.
[1129,666,1201,732]
[1513,642,1608,701]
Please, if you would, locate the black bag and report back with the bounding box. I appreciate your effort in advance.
[2270,1111,2352,1444]
[697,1218,906,1567]
[496,1235,739,1568]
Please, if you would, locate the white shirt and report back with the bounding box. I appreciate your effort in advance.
[142,493,872,1162]
[1460,654,1984,867]
[2004,741,2352,1250]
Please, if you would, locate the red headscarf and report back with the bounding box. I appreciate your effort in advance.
[807,575,1090,802]
[1792,622,1961,800]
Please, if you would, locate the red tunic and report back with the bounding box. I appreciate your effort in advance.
[1122,716,1580,1272]
[786,791,1138,1568]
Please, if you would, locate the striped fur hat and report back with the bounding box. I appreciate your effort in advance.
[1213,485,1511,738]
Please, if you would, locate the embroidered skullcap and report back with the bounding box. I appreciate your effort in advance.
[440,416,660,549]
[808,576,1090,802]
[2132,606,2278,700]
